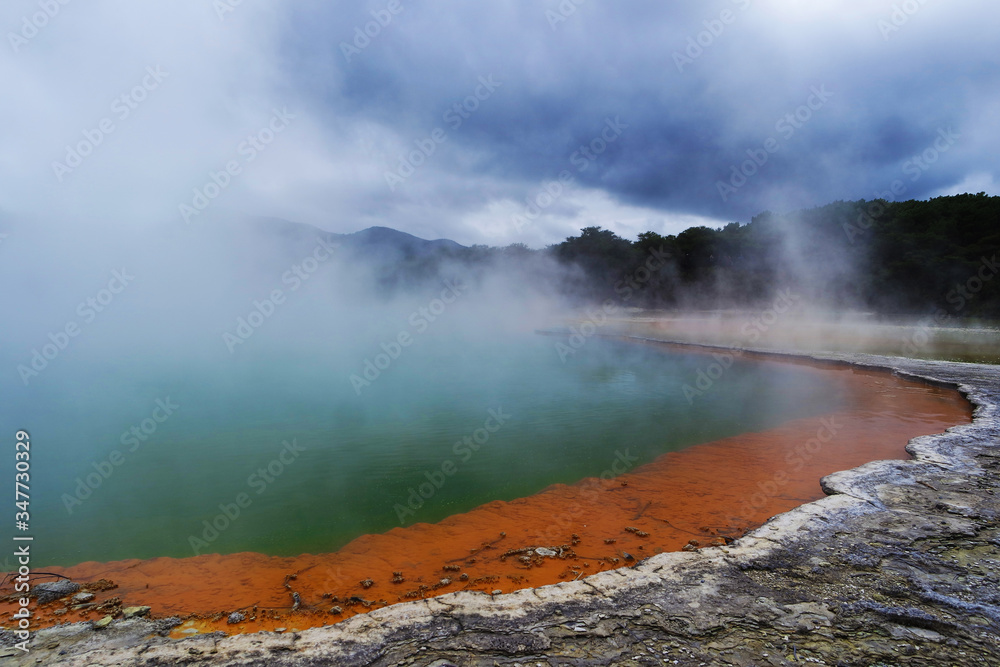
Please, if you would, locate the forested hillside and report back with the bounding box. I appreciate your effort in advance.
[545,193,1000,317]
[364,194,1000,319]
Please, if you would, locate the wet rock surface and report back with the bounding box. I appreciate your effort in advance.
[2,350,999,666]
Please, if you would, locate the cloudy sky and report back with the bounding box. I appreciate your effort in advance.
[2,0,997,247]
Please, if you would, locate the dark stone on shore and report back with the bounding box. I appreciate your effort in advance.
[121,606,151,619]
[32,580,80,604]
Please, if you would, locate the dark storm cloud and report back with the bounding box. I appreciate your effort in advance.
[286,0,1000,235]
[2,1,996,245]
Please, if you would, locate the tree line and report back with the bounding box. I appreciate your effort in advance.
[385,193,1000,319]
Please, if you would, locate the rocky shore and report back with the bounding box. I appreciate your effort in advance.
[3,348,998,666]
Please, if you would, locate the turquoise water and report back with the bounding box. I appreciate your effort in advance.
[4,335,845,567]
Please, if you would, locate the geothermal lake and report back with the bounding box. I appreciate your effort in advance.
[16,335,848,567]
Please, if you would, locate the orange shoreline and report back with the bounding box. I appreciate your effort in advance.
[0,354,972,637]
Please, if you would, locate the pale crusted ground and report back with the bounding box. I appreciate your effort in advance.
[2,347,999,666]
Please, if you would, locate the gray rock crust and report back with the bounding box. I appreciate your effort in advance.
[31,580,80,605]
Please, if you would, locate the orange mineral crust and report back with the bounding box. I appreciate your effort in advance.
[2,359,972,637]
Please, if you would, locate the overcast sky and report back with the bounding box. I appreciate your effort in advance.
[2,0,997,247]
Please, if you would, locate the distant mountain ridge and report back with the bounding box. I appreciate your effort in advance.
[341,226,465,256]
[243,217,465,259]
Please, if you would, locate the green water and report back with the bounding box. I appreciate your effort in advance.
[5,335,846,567]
